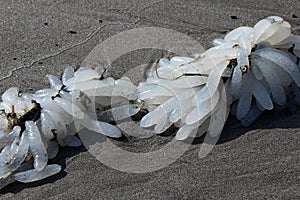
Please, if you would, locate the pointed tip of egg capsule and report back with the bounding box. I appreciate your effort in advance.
[47,74,62,90]
[62,66,75,84]
[13,164,62,183]
[175,125,193,141]
[2,87,19,95]
[120,76,132,82]
[1,87,21,105]
[266,16,284,23]
[140,115,154,128]
[212,38,225,46]
[63,135,82,147]
[79,117,122,138]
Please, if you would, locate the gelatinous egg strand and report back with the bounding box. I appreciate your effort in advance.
[138,16,300,140]
[1,16,300,190]
[0,66,139,189]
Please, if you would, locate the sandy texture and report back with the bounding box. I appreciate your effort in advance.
[0,0,300,199]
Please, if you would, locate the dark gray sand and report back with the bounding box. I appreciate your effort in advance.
[1,0,300,199]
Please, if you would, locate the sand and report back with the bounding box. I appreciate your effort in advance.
[0,0,300,199]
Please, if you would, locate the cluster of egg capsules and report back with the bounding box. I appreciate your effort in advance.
[1,16,300,189]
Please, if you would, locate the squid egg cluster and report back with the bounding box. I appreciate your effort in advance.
[138,16,300,140]
[1,15,300,189]
[0,66,139,189]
